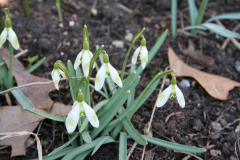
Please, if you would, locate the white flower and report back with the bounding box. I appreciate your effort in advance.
[157,77,185,108]
[66,95,99,133]
[132,37,148,69]
[74,40,95,77]
[51,64,66,90]
[95,53,122,91]
[0,27,19,50]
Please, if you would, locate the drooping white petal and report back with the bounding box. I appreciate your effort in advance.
[82,102,99,128]
[140,46,148,69]
[0,28,7,47]
[88,51,96,68]
[95,64,106,91]
[74,51,83,70]
[108,63,122,88]
[156,85,172,107]
[51,70,60,90]
[66,103,80,133]
[82,50,91,77]
[175,85,185,108]
[59,69,66,78]
[132,47,140,64]
[8,28,19,50]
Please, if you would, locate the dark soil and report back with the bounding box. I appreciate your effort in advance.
[1,0,240,159]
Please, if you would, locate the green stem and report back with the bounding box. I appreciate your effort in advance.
[120,45,133,80]
[56,0,63,22]
[8,43,13,88]
[171,0,177,39]
[21,0,30,17]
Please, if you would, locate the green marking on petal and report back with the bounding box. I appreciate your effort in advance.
[106,71,110,76]
[67,116,75,127]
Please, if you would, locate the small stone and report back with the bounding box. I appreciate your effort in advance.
[179,79,190,88]
[212,122,222,132]
[160,21,166,28]
[143,17,152,23]
[91,8,98,15]
[63,31,68,36]
[191,81,196,88]
[60,52,64,56]
[112,40,124,48]
[211,132,221,139]
[25,137,34,148]
[59,23,63,28]
[124,32,133,42]
[235,61,240,72]
[193,119,203,131]
[164,78,171,86]
[38,38,51,50]
[220,119,227,126]
[235,125,240,133]
[69,21,75,27]
[230,155,238,160]
[210,149,221,157]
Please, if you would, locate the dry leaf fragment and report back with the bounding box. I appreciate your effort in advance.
[0,48,55,111]
[168,47,240,100]
[0,103,71,157]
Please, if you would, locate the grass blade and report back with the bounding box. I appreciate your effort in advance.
[143,135,206,153]
[188,0,198,34]
[74,149,92,160]
[171,0,177,39]
[11,89,34,109]
[205,13,240,23]
[91,136,112,155]
[119,132,127,160]
[27,57,45,73]
[194,0,209,34]
[67,60,77,101]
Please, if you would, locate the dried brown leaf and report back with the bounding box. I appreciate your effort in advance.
[168,47,240,100]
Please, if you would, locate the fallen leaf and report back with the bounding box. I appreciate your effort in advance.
[0,48,72,157]
[168,46,240,100]
[0,103,71,157]
[183,49,215,67]
[0,48,54,111]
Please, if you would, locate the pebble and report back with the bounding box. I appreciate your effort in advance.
[124,32,133,42]
[179,79,190,88]
[69,21,75,27]
[210,149,221,157]
[235,125,240,133]
[60,52,64,56]
[230,155,238,160]
[193,119,203,131]
[63,31,68,36]
[212,122,222,132]
[220,119,227,126]
[59,23,63,28]
[38,38,51,50]
[191,81,196,88]
[235,61,240,72]
[25,137,34,148]
[211,132,221,139]
[112,40,124,48]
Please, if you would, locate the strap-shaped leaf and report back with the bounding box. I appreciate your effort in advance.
[30,146,77,160]
[205,13,240,23]
[171,0,177,39]
[202,23,240,38]
[91,136,112,155]
[49,132,79,155]
[82,131,92,143]
[73,149,92,160]
[122,118,147,145]
[91,91,130,139]
[143,135,206,153]
[112,123,124,139]
[136,30,168,77]
[0,54,9,88]
[79,100,108,132]
[62,136,115,160]
[68,60,77,101]
[27,57,45,73]
[11,89,34,109]
[119,132,127,160]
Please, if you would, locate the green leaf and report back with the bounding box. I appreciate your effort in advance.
[28,55,39,64]
[91,136,112,155]
[0,54,9,89]
[119,132,127,160]
[62,136,115,160]
[180,25,207,31]
[89,83,109,99]
[171,0,177,39]
[25,108,64,122]
[143,135,206,153]
[122,118,147,145]
[112,123,124,139]
[132,28,145,45]
[202,23,240,38]
[11,89,34,109]
[68,60,77,101]
[30,146,77,160]
[82,131,92,143]
[76,67,85,93]
[127,63,136,108]
[49,132,79,155]
[27,57,45,73]
[73,149,92,160]
[188,0,198,34]
[79,100,108,132]
[205,13,240,23]
[136,29,168,77]
[91,91,130,139]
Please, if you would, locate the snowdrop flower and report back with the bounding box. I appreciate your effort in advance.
[157,77,185,108]
[132,36,148,69]
[0,17,19,50]
[74,40,95,77]
[66,92,99,133]
[51,63,66,90]
[95,53,122,91]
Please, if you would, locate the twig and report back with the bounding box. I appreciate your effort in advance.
[165,112,182,123]
[127,142,138,160]
[234,137,240,160]
[140,145,146,160]
[174,150,203,160]
[214,118,240,133]
[0,49,28,67]
[0,77,95,94]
